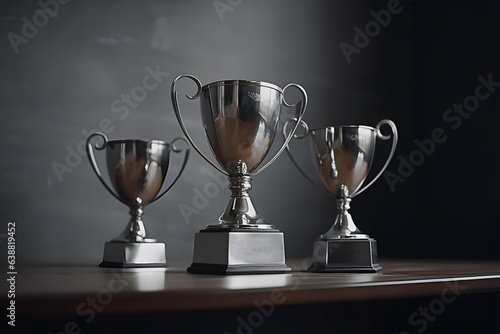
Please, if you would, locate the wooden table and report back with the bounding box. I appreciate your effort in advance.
[9,259,500,333]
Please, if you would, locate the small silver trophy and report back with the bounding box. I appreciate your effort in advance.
[86,132,189,268]
[285,119,397,272]
[171,75,307,274]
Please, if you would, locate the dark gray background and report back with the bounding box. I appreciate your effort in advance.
[0,0,499,265]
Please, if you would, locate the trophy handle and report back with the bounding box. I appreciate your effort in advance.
[252,83,308,176]
[283,118,326,191]
[171,74,228,176]
[86,132,126,205]
[352,119,398,198]
[150,137,190,204]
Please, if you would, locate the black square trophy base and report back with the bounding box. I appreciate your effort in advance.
[308,238,382,273]
[99,241,167,268]
[187,230,292,275]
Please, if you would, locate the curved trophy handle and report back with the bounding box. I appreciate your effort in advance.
[283,118,325,191]
[252,83,308,176]
[171,74,228,176]
[150,137,190,204]
[86,132,126,205]
[352,119,398,198]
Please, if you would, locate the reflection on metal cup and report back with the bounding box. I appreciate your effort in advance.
[86,132,189,267]
[286,119,398,272]
[172,75,308,274]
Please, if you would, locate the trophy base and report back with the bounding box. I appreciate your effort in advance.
[99,241,167,268]
[187,230,291,275]
[308,238,382,273]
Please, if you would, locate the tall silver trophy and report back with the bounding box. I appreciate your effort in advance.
[172,75,307,274]
[285,119,397,272]
[86,132,189,268]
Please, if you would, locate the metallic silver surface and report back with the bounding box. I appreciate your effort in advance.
[171,75,307,274]
[215,161,271,229]
[191,232,287,265]
[286,119,397,272]
[101,242,167,268]
[188,231,291,274]
[172,75,307,229]
[287,119,397,238]
[86,132,189,267]
[321,185,368,239]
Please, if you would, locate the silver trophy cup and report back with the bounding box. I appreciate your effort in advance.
[285,119,398,272]
[172,75,307,274]
[86,132,189,268]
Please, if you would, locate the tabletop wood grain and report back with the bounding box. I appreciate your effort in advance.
[12,259,500,316]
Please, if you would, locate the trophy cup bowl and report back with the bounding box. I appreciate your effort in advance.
[171,75,307,274]
[86,132,189,268]
[285,119,398,272]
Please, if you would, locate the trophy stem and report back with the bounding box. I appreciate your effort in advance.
[188,160,290,274]
[309,184,381,273]
[100,204,166,268]
[320,185,367,239]
[113,206,156,243]
[207,161,274,230]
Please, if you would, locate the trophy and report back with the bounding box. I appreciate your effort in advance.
[171,75,307,274]
[285,119,397,272]
[86,132,189,268]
